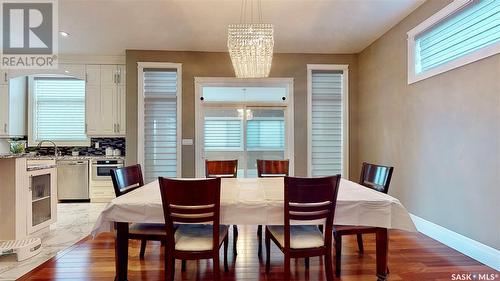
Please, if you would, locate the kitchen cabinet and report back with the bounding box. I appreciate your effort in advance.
[0,76,27,138]
[85,64,126,136]
[27,164,57,234]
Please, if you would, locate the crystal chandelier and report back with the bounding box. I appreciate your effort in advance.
[227,0,274,78]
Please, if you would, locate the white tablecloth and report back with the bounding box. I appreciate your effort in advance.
[91,178,416,237]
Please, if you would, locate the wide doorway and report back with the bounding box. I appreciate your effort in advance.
[195,78,294,178]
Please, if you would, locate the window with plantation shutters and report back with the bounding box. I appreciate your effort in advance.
[309,70,345,177]
[408,0,500,83]
[143,69,179,183]
[31,77,88,145]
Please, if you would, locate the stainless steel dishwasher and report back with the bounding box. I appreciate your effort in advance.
[57,160,89,200]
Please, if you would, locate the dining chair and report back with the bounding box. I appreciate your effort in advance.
[256,159,289,257]
[333,162,394,277]
[110,164,166,259]
[265,175,341,281]
[158,177,229,281]
[205,159,239,257]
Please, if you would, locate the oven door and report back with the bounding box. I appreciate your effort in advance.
[92,164,122,181]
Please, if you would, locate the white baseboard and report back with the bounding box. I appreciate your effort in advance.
[410,214,500,271]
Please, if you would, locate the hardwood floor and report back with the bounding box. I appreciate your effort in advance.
[20,226,496,280]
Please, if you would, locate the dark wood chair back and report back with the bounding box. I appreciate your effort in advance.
[284,175,341,247]
[359,162,394,194]
[257,159,289,177]
[110,164,144,197]
[158,177,222,249]
[205,160,238,178]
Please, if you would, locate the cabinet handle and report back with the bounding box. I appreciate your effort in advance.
[85,123,88,133]
[113,123,116,133]
[4,73,6,82]
[114,73,117,84]
[117,72,121,84]
[3,123,7,133]
[85,73,88,83]
[117,123,120,133]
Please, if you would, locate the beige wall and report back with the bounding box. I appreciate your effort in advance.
[357,0,500,249]
[126,51,358,178]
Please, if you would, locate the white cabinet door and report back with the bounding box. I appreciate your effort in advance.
[99,83,117,135]
[85,84,100,135]
[100,65,117,85]
[116,85,126,135]
[0,85,8,136]
[0,71,8,85]
[85,65,100,85]
[86,65,101,135]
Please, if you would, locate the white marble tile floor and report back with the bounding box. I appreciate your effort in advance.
[0,203,107,281]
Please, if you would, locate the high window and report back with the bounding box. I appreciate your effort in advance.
[407,0,500,84]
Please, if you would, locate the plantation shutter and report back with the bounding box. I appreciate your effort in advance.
[143,70,178,183]
[34,77,87,142]
[415,0,500,73]
[310,71,343,177]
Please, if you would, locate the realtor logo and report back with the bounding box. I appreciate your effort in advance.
[0,0,58,69]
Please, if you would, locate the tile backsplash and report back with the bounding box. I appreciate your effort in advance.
[26,137,126,156]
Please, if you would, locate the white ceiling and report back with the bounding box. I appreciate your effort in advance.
[58,0,425,56]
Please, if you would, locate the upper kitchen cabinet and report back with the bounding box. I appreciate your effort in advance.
[85,64,126,137]
[0,76,27,138]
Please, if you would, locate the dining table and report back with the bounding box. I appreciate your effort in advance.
[92,177,417,281]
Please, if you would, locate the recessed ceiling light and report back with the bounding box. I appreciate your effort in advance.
[59,31,70,37]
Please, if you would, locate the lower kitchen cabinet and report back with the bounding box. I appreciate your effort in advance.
[0,157,57,240]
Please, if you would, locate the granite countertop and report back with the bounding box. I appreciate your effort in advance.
[29,155,125,160]
[0,153,32,159]
[27,164,58,171]
[0,154,125,160]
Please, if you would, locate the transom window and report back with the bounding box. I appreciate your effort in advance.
[407,0,500,84]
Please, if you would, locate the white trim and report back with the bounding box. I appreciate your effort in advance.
[58,55,125,65]
[306,64,349,178]
[410,214,500,271]
[137,62,182,178]
[194,77,294,178]
[407,0,500,84]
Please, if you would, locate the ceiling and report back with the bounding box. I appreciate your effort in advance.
[58,0,425,56]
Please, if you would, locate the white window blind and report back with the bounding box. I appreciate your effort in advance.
[415,0,500,73]
[310,71,343,177]
[33,77,87,144]
[143,70,178,183]
[247,119,284,150]
[204,118,242,151]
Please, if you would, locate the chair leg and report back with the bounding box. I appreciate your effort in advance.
[325,250,334,281]
[181,260,186,272]
[213,253,220,281]
[334,233,342,277]
[305,257,309,269]
[165,254,174,281]
[356,233,364,254]
[257,225,263,257]
[284,254,291,281]
[139,239,147,259]
[233,225,238,256]
[265,228,271,273]
[224,234,229,272]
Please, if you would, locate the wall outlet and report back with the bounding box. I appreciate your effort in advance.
[95,142,99,149]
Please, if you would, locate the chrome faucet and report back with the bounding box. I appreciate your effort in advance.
[36,140,61,157]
